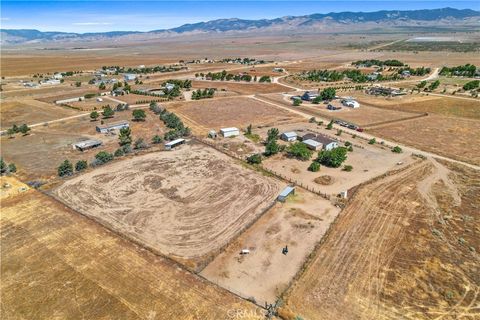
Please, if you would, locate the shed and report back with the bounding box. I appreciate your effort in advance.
[280,131,297,142]
[220,127,240,138]
[72,139,102,152]
[277,186,295,202]
[342,99,360,108]
[208,130,217,139]
[301,91,319,101]
[96,120,129,133]
[124,74,137,81]
[165,138,185,150]
[302,139,322,151]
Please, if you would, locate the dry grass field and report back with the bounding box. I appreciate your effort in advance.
[0,99,80,129]
[52,143,281,270]
[168,97,302,134]
[201,189,340,305]
[355,92,480,120]
[191,80,288,95]
[369,115,480,166]
[1,186,261,319]
[281,159,480,320]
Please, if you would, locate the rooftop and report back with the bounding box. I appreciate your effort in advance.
[279,186,295,197]
[165,138,185,146]
[220,127,239,132]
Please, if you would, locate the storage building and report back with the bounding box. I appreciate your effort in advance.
[220,127,240,138]
[302,139,322,151]
[96,121,129,133]
[124,74,137,81]
[280,131,297,142]
[342,99,360,108]
[277,186,295,202]
[164,138,185,150]
[72,139,102,152]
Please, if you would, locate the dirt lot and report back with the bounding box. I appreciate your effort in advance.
[201,189,340,305]
[281,159,480,320]
[1,186,261,319]
[52,143,281,270]
[0,99,80,130]
[355,92,480,120]
[369,114,480,166]
[1,109,165,181]
[168,96,302,135]
[192,80,288,95]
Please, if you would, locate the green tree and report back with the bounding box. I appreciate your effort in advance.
[118,127,132,146]
[463,80,479,91]
[368,138,376,144]
[266,128,279,142]
[0,158,6,174]
[417,80,427,88]
[75,160,88,172]
[99,82,106,90]
[134,138,147,149]
[246,153,262,164]
[102,105,115,118]
[8,163,17,173]
[320,87,336,100]
[95,151,114,164]
[90,111,99,121]
[286,142,313,161]
[19,124,31,135]
[152,135,163,144]
[293,99,301,106]
[264,139,280,156]
[75,81,81,87]
[392,146,403,153]
[246,124,252,135]
[428,80,440,91]
[326,120,334,130]
[114,148,125,157]
[343,165,353,172]
[132,109,146,121]
[6,128,15,138]
[308,161,320,172]
[316,147,348,168]
[58,160,74,177]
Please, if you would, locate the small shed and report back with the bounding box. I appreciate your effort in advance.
[208,130,217,139]
[280,131,297,142]
[72,139,102,152]
[124,74,137,81]
[165,138,185,150]
[220,127,240,138]
[303,139,322,151]
[278,186,295,202]
[96,120,129,133]
[301,91,319,101]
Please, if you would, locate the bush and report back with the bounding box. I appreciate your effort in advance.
[309,117,316,123]
[317,147,348,168]
[122,144,132,154]
[343,165,353,172]
[392,146,403,153]
[58,160,73,177]
[134,138,148,150]
[264,140,280,156]
[152,135,163,144]
[286,142,313,161]
[7,163,17,173]
[336,129,342,136]
[308,161,320,172]
[293,99,301,106]
[344,141,351,146]
[132,109,146,121]
[95,151,114,164]
[75,160,88,172]
[326,120,333,130]
[348,145,353,152]
[368,138,376,144]
[114,148,125,157]
[246,153,262,164]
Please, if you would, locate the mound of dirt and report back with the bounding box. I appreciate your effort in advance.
[314,175,335,185]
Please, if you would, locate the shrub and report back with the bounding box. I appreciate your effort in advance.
[7,163,17,173]
[286,142,313,161]
[246,153,262,164]
[348,145,353,152]
[326,120,333,130]
[114,148,125,157]
[392,146,403,153]
[95,151,114,164]
[152,135,163,144]
[122,144,132,154]
[90,111,99,121]
[368,138,376,144]
[58,160,73,177]
[264,140,280,156]
[308,161,320,172]
[134,138,148,150]
[336,129,342,136]
[309,117,316,123]
[132,109,146,121]
[75,160,88,172]
[343,165,353,172]
[344,141,351,147]
[293,99,301,106]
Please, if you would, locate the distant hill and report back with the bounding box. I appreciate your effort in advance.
[2,7,479,44]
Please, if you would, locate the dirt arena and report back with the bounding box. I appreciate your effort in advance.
[52,143,281,270]
[201,189,340,305]
[281,159,480,320]
[1,185,260,320]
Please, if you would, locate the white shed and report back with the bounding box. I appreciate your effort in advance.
[280,131,297,142]
[220,127,240,138]
[302,139,322,151]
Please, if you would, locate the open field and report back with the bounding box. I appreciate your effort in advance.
[168,96,302,134]
[355,92,480,120]
[36,88,101,103]
[281,159,480,320]
[257,93,420,127]
[52,143,281,270]
[191,80,288,95]
[369,115,480,166]
[1,109,165,181]
[1,186,261,319]
[0,99,80,130]
[201,189,340,305]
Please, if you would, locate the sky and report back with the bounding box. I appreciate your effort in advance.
[1,1,479,33]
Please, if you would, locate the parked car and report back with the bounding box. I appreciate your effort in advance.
[356,128,364,132]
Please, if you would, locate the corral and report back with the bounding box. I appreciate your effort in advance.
[1,186,260,319]
[168,97,302,134]
[201,189,340,305]
[281,159,480,320]
[191,80,288,95]
[52,143,281,270]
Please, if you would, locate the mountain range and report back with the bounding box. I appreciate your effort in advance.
[2,7,479,44]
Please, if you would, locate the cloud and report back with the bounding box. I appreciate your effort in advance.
[72,22,113,26]
[1,17,10,21]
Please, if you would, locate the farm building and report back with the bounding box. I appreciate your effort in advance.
[164,83,175,91]
[280,131,297,142]
[72,139,103,152]
[314,135,339,151]
[277,186,295,202]
[96,121,129,133]
[301,91,319,101]
[220,127,240,138]
[342,99,360,108]
[165,138,185,150]
[55,97,84,104]
[124,74,137,81]
[53,73,63,79]
[41,79,61,85]
[208,130,217,139]
[303,139,323,151]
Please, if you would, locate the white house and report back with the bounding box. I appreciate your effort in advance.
[315,135,339,151]
[53,73,63,79]
[302,139,322,151]
[280,131,297,142]
[342,99,360,108]
[220,127,240,138]
[124,74,137,81]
